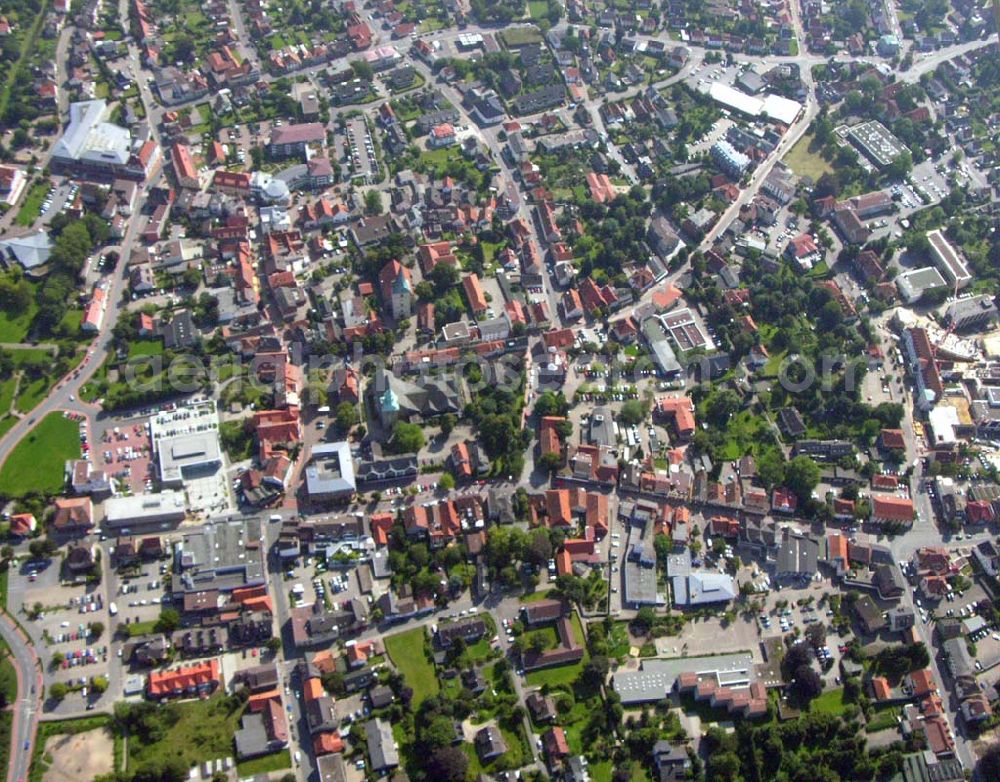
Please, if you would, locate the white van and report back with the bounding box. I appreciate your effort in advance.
[109,602,118,616]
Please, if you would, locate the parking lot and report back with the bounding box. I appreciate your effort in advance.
[111,553,172,631]
[283,546,367,613]
[17,560,114,710]
[96,419,153,495]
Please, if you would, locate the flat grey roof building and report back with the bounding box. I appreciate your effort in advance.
[104,490,186,529]
[305,441,357,499]
[671,573,736,606]
[612,653,755,704]
[847,120,905,168]
[175,516,265,594]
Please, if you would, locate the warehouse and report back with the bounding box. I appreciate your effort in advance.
[104,490,186,530]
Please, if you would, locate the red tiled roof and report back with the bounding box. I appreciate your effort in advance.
[872,496,914,522]
[148,659,220,697]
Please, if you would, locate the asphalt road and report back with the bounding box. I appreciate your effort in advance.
[0,614,40,782]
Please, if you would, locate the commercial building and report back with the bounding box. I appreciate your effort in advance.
[707,82,802,125]
[927,229,972,289]
[612,653,755,705]
[174,516,266,596]
[846,120,905,169]
[944,296,997,331]
[671,572,737,607]
[896,267,948,304]
[268,123,326,159]
[0,231,52,270]
[151,402,224,487]
[51,99,159,180]
[103,490,186,530]
[304,442,357,500]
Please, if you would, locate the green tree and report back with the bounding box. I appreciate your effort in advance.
[363,190,382,216]
[619,399,647,426]
[334,402,359,432]
[389,421,425,453]
[438,473,456,491]
[154,608,181,634]
[784,455,820,499]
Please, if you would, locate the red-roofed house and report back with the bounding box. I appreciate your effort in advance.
[545,489,573,528]
[462,273,488,314]
[148,659,220,698]
[370,513,394,547]
[8,513,36,537]
[879,429,906,450]
[871,496,914,525]
[429,123,457,148]
[657,397,695,441]
[347,22,372,49]
[966,500,995,524]
[908,668,936,698]
[171,143,199,190]
[539,416,566,466]
[543,727,569,760]
[772,488,797,514]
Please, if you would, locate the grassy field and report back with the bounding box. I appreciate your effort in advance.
[127,694,242,771]
[235,749,291,776]
[0,412,80,497]
[866,706,900,733]
[128,339,165,359]
[0,374,16,416]
[384,627,439,704]
[782,132,833,180]
[525,612,589,687]
[500,27,543,47]
[0,639,17,705]
[528,0,549,17]
[809,687,846,715]
[0,282,39,341]
[14,180,50,228]
[124,620,159,637]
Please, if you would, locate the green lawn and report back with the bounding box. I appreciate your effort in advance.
[528,0,549,17]
[128,339,164,359]
[385,627,439,705]
[500,27,543,47]
[0,376,16,416]
[0,412,80,497]
[0,281,39,341]
[809,687,846,716]
[0,642,18,705]
[521,589,557,603]
[236,749,291,776]
[124,620,158,637]
[14,180,50,227]
[866,706,900,733]
[782,132,833,180]
[126,694,243,771]
[525,612,589,687]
